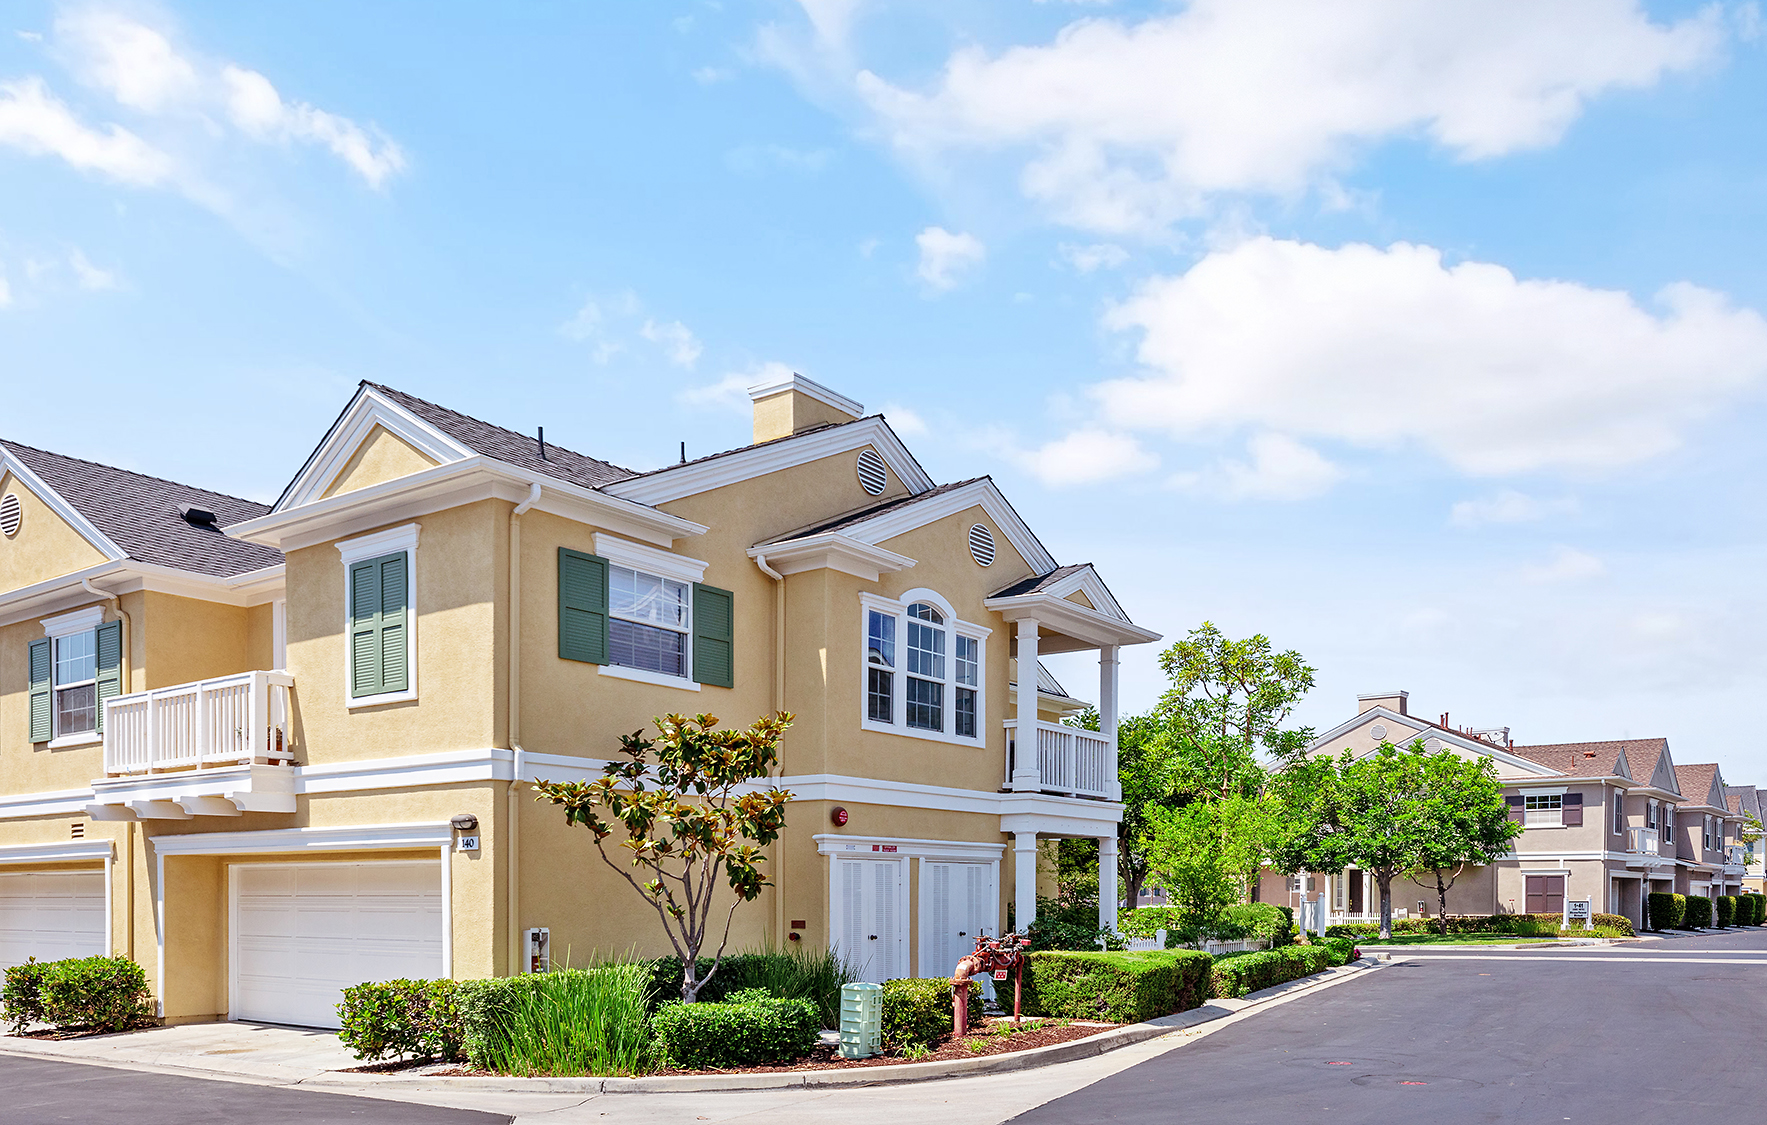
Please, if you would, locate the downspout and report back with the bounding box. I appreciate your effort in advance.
[82,577,133,960]
[752,553,787,945]
[507,482,542,975]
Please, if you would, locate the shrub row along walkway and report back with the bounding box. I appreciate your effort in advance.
[0,960,1384,1096]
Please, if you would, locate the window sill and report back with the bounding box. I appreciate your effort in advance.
[1523,823,1567,830]
[860,717,983,748]
[598,663,700,691]
[348,689,418,710]
[46,732,101,750]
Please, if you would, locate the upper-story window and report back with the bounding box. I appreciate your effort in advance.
[339,523,419,707]
[862,591,988,745]
[1662,803,1674,843]
[1646,799,1658,829]
[1702,815,1714,850]
[28,605,120,746]
[609,565,690,677]
[1613,789,1625,835]
[1524,794,1562,826]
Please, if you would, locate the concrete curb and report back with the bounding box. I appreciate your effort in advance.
[0,958,1385,1097]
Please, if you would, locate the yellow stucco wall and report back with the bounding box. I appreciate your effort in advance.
[751,392,859,444]
[0,471,109,590]
[320,426,440,499]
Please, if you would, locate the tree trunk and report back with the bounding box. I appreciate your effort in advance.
[1377,871,1394,940]
[1126,870,1145,913]
[1435,870,1451,937]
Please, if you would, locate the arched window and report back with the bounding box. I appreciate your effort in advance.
[863,593,986,743]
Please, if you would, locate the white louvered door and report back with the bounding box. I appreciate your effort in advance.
[921,861,995,981]
[836,858,905,984]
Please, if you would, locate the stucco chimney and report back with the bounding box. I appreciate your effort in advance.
[747,372,863,444]
[1357,690,1408,716]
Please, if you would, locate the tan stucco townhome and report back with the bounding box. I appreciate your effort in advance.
[0,374,1158,1027]
[1265,690,1752,932]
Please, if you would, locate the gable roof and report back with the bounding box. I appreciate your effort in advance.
[2,440,283,578]
[1673,763,1721,809]
[1727,785,1760,822]
[1508,739,1662,778]
[759,478,987,543]
[989,564,1092,599]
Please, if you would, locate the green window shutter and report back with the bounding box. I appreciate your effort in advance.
[692,583,734,689]
[27,637,51,743]
[349,551,410,698]
[94,620,122,734]
[558,548,608,664]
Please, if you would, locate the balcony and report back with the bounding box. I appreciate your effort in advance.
[1624,826,1673,868]
[88,671,297,820]
[1004,719,1116,800]
[1724,845,1746,877]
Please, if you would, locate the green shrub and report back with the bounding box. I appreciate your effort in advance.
[651,988,819,1069]
[1020,950,1211,1023]
[2,959,49,1033]
[879,978,983,1050]
[1646,893,1683,931]
[1027,897,1125,952]
[1320,937,1358,964]
[1591,913,1635,936]
[1749,894,1766,926]
[1119,907,1181,941]
[337,979,461,1062]
[38,956,153,1033]
[1209,945,1335,998]
[1716,896,1735,928]
[459,964,653,1076]
[1271,905,1295,947]
[1684,895,1712,929]
[1221,903,1291,946]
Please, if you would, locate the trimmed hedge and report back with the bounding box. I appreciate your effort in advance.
[1325,912,1636,939]
[1273,905,1295,946]
[1209,946,1334,999]
[1748,894,1767,926]
[880,978,984,1049]
[1320,937,1359,965]
[337,979,461,1062]
[1684,895,1713,929]
[3,956,153,1034]
[1716,896,1735,928]
[1020,950,1211,1023]
[651,988,819,1069]
[1647,893,1684,931]
[1121,904,1289,948]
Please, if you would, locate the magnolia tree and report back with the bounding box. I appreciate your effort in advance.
[535,711,793,1002]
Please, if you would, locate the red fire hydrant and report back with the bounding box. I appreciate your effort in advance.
[952,932,1028,1037]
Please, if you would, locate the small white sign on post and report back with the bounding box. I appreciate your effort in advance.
[1565,899,1592,930]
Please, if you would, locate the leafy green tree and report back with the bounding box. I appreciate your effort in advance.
[534,711,793,1002]
[1143,793,1278,942]
[1156,621,1317,761]
[1408,752,1522,934]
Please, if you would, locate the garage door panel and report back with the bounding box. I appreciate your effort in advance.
[0,872,106,970]
[233,861,442,1029]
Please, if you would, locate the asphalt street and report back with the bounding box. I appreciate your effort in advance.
[1010,928,1767,1125]
[0,1055,511,1125]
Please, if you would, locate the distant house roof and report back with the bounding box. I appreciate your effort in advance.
[2,440,283,578]
[1508,738,1666,777]
[1673,763,1720,808]
[365,383,637,491]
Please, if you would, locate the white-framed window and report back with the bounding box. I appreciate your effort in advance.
[1524,793,1563,827]
[39,604,108,745]
[1703,815,1714,850]
[592,534,709,690]
[1646,799,1658,829]
[860,590,989,745]
[1613,789,1625,836]
[338,523,419,708]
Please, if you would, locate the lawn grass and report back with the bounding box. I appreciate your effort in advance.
[1350,934,1563,947]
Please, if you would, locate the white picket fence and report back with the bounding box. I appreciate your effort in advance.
[1122,929,1270,955]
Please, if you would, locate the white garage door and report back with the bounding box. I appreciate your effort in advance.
[232,861,443,1029]
[0,871,105,969]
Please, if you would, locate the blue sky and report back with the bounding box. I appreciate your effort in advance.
[5,1,1767,785]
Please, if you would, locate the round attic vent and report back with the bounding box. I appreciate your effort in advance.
[856,449,888,496]
[1369,723,1387,740]
[968,523,996,567]
[0,493,19,538]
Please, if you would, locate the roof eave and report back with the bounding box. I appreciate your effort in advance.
[982,590,1161,649]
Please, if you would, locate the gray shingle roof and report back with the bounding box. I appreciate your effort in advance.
[3,441,283,578]
[988,563,1092,599]
[756,478,988,545]
[366,383,638,491]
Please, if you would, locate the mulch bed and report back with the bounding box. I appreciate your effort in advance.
[340,1017,1118,1078]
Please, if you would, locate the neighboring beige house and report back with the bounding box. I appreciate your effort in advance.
[1268,690,1752,931]
[0,375,1158,1027]
[1726,785,1764,894]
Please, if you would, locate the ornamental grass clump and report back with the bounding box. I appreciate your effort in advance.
[459,963,653,1077]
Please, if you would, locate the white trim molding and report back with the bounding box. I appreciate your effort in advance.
[339,522,420,709]
[0,446,128,563]
[748,535,916,582]
[0,840,114,865]
[41,604,107,638]
[149,822,454,856]
[833,478,1057,576]
[276,384,474,511]
[813,834,1006,861]
[594,534,708,583]
[598,662,701,691]
[747,372,864,418]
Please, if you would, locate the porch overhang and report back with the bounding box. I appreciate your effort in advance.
[982,592,1161,654]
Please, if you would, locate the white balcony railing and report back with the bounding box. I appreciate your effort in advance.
[1004,719,1114,799]
[103,670,294,776]
[1724,845,1747,874]
[1623,825,1673,867]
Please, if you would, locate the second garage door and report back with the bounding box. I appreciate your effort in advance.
[0,871,105,970]
[232,861,443,1028]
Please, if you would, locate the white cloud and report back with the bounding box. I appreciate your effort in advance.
[16,30,43,42]
[0,76,172,185]
[56,8,199,112]
[1450,490,1578,528]
[219,66,405,188]
[857,236,880,258]
[915,225,985,290]
[855,0,1724,233]
[881,403,927,437]
[1524,545,1606,584]
[1169,431,1344,501]
[1059,242,1128,273]
[1094,238,1767,476]
[0,275,11,307]
[1001,427,1157,487]
[679,361,795,412]
[641,318,704,368]
[693,66,735,84]
[68,248,118,290]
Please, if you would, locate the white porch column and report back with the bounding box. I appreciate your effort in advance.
[1013,832,1039,932]
[1098,834,1119,934]
[1099,645,1120,801]
[1011,619,1041,791]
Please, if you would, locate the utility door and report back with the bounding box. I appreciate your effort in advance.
[921,862,994,979]
[1524,875,1565,915]
[835,857,905,984]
